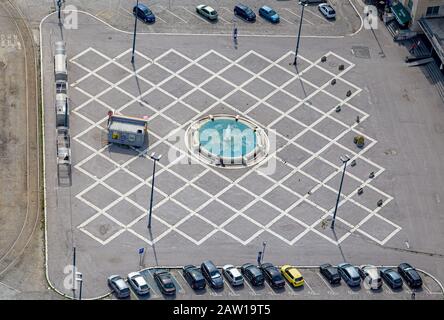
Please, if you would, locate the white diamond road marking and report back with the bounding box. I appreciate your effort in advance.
[68,47,401,247]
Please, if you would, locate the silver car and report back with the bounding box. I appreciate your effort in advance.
[337,263,361,287]
[127,272,150,295]
[107,275,130,299]
[196,4,218,20]
[359,265,382,290]
[222,264,244,286]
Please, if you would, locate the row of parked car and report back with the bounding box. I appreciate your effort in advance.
[132,2,336,25]
[107,261,423,298]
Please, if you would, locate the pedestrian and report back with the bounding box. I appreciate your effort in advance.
[411,292,416,300]
[233,26,238,42]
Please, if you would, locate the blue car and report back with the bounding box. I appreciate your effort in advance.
[259,6,279,23]
[133,3,155,23]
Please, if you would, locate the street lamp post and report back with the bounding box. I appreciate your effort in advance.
[261,241,267,264]
[293,1,307,65]
[76,272,83,300]
[57,0,62,21]
[131,0,140,64]
[331,155,350,229]
[148,152,162,229]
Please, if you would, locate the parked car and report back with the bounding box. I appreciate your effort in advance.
[398,263,422,288]
[280,265,304,287]
[258,6,279,23]
[222,265,244,286]
[153,270,176,295]
[234,4,256,22]
[260,263,285,289]
[133,3,155,23]
[358,265,382,290]
[196,4,218,20]
[127,272,150,295]
[319,264,341,284]
[183,265,206,290]
[107,275,130,299]
[305,0,327,3]
[201,260,224,289]
[337,263,361,287]
[318,3,336,19]
[380,268,403,290]
[241,263,264,286]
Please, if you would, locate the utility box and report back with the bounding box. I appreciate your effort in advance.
[54,41,67,81]
[107,114,148,148]
[55,93,68,128]
[54,41,67,94]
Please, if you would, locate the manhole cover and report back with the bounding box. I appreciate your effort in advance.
[351,46,371,59]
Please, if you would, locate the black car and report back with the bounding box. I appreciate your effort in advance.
[398,263,422,288]
[201,260,224,289]
[183,265,206,290]
[260,263,285,288]
[153,270,176,295]
[133,3,155,23]
[380,268,403,290]
[319,263,341,284]
[234,4,256,22]
[241,263,264,286]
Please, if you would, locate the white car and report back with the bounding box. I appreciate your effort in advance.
[196,4,218,20]
[127,272,150,295]
[318,3,336,19]
[359,265,382,290]
[222,264,244,286]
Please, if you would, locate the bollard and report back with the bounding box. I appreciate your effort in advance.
[346,90,352,97]
[357,188,364,195]
[369,171,375,179]
[331,79,336,85]
[377,199,384,207]
[339,64,344,71]
[335,105,341,113]
[321,56,327,62]
[350,160,356,167]
[356,115,360,123]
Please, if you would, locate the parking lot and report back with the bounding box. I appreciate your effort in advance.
[75,0,362,37]
[111,266,444,300]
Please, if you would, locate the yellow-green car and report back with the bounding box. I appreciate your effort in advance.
[280,265,305,287]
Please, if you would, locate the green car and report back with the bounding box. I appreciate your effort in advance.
[196,4,218,20]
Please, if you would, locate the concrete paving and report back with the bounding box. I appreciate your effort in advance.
[36,2,444,300]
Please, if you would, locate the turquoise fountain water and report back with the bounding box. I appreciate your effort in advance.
[199,118,257,158]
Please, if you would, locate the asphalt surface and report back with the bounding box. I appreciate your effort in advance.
[0,0,443,300]
[106,267,443,300]
[38,3,444,300]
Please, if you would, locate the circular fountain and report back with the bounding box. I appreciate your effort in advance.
[185,114,269,168]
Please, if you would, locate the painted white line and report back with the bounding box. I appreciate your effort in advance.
[180,6,211,24]
[0,281,21,293]
[303,279,318,295]
[51,9,345,38]
[305,7,334,24]
[283,8,314,25]
[381,282,396,295]
[159,6,188,23]
[263,281,278,296]
[422,283,433,295]
[218,15,231,24]
[279,16,295,25]
[225,282,241,296]
[316,273,337,295]
[243,280,259,296]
